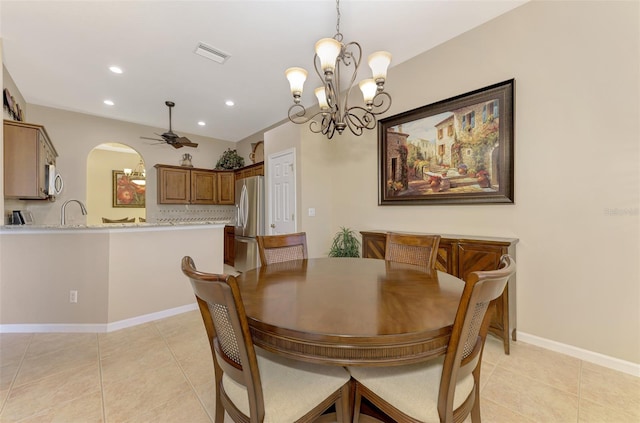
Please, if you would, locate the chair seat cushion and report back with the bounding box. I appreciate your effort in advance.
[348,356,474,422]
[222,348,350,422]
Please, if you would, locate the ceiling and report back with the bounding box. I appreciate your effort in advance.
[0,0,527,143]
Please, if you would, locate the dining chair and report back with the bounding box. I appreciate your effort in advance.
[257,232,308,265]
[181,256,351,423]
[385,232,441,270]
[350,254,516,423]
[101,217,135,223]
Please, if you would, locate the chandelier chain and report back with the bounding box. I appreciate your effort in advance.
[334,0,342,42]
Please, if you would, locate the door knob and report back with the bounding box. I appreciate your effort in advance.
[270,223,276,228]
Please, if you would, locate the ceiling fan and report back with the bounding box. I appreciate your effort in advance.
[141,101,198,149]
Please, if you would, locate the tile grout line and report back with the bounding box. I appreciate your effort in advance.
[153,321,215,422]
[97,332,107,423]
[0,334,34,417]
[575,359,583,422]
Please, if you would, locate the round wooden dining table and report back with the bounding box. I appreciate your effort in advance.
[236,257,465,367]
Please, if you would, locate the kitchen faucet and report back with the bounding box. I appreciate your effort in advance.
[60,199,88,225]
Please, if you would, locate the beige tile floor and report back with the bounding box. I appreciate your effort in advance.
[0,310,638,422]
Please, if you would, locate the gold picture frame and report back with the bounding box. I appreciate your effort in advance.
[112,170,145,208]
[379,79,514,205]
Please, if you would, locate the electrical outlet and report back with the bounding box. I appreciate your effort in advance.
[69,290,78,303]
[308,208,316,217]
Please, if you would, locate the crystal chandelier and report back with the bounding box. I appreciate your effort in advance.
[124,159,146,186]
[285,0,392,139]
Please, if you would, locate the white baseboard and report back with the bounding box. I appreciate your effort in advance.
[0,303,198,334]
[517,331,640,378]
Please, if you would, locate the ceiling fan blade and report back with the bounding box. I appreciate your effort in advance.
[141,101,197,149]
[177,137,198,148]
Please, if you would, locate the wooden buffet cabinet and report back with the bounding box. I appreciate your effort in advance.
[155,164,234,205]
[3,120,58,199]
[361,230,518,354]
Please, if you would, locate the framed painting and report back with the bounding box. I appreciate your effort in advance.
[112,170,146,208]
[379,79,514,205]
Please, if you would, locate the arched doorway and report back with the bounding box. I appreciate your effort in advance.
[86,143,146,225]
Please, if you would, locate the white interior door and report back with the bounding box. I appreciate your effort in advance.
[267,148,296,235]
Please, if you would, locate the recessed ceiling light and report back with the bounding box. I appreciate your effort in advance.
[225,100,235,107]
[109,66,123,74]
[198,121,206,126]
[104,100,114,106]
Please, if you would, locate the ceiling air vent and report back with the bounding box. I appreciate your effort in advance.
[194,42,230,64]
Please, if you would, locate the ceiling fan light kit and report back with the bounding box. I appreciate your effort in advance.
[285,0,392,139]
[140,101,198,149]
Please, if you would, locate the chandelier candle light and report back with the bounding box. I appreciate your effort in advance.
[124,159,146,186]
[285,0,392,139]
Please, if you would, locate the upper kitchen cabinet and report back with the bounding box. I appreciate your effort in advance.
[155,164,234,205]
[235,162,264,180]
[216,171,235,205]
[3,120,58,199]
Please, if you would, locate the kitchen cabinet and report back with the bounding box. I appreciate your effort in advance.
[3,120,58,199]
[156,165,191,204]
[235,162,264,180]
[155,164,234,205]
[360,230,518,354]
[217,171,235,205]
[191,169,217,204]
[224,225,235,266]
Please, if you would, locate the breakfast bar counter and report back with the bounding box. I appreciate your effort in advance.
[0,223,224,331]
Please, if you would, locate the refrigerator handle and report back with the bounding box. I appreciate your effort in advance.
[235,204,240,227]
[241,185,249,229]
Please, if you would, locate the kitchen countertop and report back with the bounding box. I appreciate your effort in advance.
[0,220,231,233]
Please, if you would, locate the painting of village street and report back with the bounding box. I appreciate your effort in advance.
[380,80,514,205]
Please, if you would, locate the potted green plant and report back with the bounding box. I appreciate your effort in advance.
[215,148,245,170]
[329,227,361,257]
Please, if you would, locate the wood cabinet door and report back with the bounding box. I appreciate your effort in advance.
[4,123,54,199]
[224,225,235,266]
[191,170,217,204]
[435,239,456,275]
[235,167,252,180]
[457,241,512,350]
[456,242,507,279]
[361,231,386,259]
[158,167,190,204]
[217,171,235,205]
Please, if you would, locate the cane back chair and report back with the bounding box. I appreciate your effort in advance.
[181,256,350,423]
[257,232,308,265]
[385,232,441,270]
[350,254,516,423]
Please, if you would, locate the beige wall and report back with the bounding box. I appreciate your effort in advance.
[0,226,223,325]
[87,147,144,225]
[0,231,111,324]
[281,1,639,363]
[107,226,223,322]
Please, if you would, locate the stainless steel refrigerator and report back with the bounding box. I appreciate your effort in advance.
[234,175,265,272]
